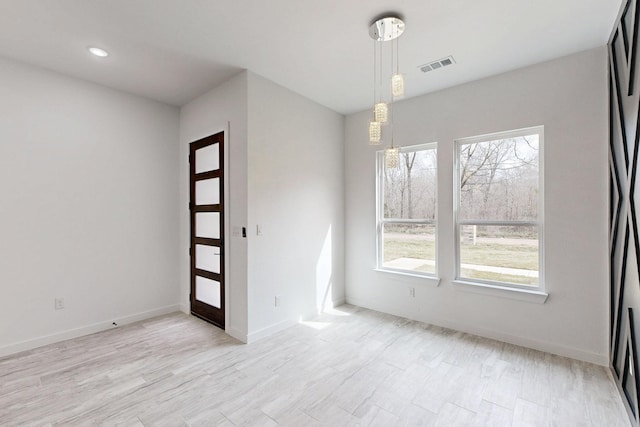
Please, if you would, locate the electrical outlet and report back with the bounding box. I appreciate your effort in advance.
[408,287,415,298]
[275,296,280,307]
[54,298,65,310]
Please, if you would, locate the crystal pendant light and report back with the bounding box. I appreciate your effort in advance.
[369,121,381,144]
[374,102,388,123]
[385,146,399,168]
[368,15,405,166]
[390,21,404,99]
[391,74,404,98]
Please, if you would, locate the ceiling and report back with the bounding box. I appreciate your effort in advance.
[0,0,622,115]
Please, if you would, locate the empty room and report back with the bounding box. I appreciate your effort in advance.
[0,0,636,425]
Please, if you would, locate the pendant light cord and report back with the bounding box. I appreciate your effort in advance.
[373,39,377,111]
[390,24,395,148]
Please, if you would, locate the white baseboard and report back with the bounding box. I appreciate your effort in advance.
[345,297,608,366]
[246,318,297,343]
[244,300,346,344]
[0,304,182,359]
[226,326,248,343]
[323,298,346,312]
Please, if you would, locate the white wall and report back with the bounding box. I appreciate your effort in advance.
[179,72,249,341]
[0,43,602,363]
[179,72,345,343]
[246,72,345,341]
[0,57,180,356]
[345,47,609,365]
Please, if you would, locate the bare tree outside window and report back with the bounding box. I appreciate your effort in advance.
[456,129,542,288]
[378,144,437,275]
[459,136,538,222]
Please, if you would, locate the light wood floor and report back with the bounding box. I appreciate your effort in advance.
[0,305,631,426]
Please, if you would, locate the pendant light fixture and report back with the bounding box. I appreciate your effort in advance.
[385,76,400,169]
[391,74,404,99]
[369,121,382,144]
[374,102,388,123]
[391,21,404,99]
[368,15,405,168]
[385,146,400,168]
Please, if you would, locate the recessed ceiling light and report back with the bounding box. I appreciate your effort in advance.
[88,47,109,57]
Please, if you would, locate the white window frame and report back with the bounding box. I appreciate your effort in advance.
[454,126,545,293]
[376,142,438,278]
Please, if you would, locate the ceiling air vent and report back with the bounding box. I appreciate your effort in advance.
[419,56,455,73]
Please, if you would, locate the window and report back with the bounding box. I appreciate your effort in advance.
[455,127,543,290]
[376,143,437,276]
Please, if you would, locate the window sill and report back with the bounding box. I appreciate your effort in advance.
[452,280,548,304]
[375,269,441,287]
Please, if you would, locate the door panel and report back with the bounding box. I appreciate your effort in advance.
[195,276,221,308]
[195,178,220,205]
[195,143,220,173]
[195,212,221,239]
[195,245,221,273]
[190,131,225,328]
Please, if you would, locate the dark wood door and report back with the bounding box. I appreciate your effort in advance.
[189,131,225,329]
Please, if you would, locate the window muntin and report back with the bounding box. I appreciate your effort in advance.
[377,143,437,276]
[455,127,543,290]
